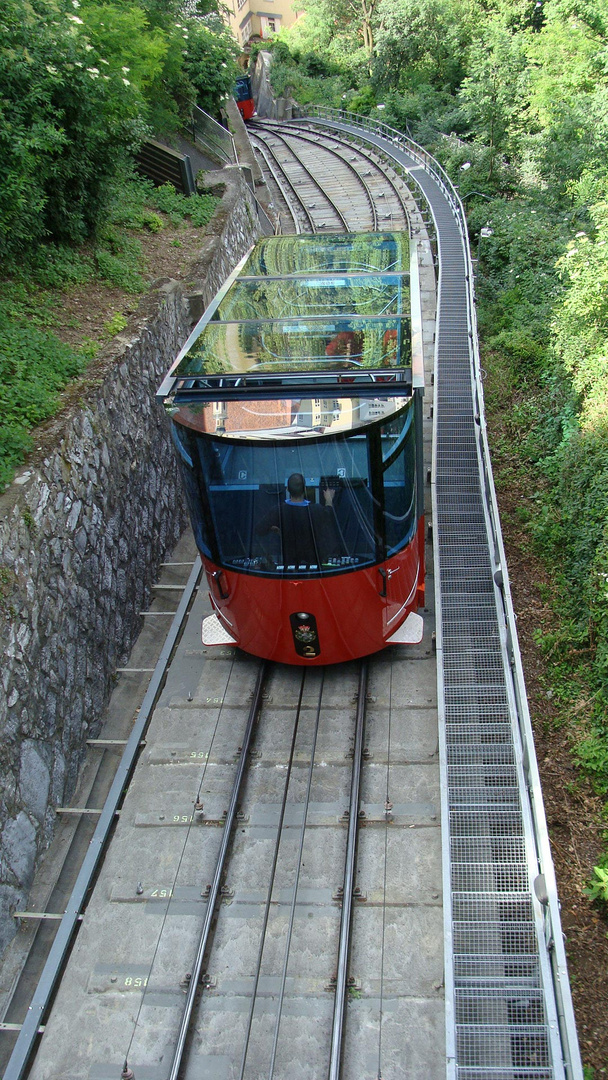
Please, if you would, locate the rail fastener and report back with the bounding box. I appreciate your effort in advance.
[115,669,155,674]
[0,1024,45,1034]
[13,913,82,922]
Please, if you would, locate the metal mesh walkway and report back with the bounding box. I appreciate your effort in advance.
[429,195,560,1080]
[300,111,582,1080]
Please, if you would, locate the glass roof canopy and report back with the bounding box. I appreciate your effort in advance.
[157,233,424,434]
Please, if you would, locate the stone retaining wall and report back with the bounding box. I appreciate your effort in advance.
[0,168,260,956]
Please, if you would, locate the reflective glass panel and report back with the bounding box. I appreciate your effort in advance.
[172,397,417,578]
[214,275,409,322]
[174,317,409,377]
[380,404,417,555]
[172,396,410,438]
[240,232,411,276]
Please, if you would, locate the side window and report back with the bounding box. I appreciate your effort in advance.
[171,424,211,557]
[381,405,417,556]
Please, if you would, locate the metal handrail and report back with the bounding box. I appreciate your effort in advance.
[301,103,583,1080]
[191,105,237,165]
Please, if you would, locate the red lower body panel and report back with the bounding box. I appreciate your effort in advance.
[202,519,425,666]
[237,99,255,120]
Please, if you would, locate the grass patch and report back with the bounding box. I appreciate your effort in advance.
[0,317,86,490]
[0,175,219,492]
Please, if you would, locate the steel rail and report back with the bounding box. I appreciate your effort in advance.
[4,558,204,1080]
[254,121,378,231]
[276,119,415,232]
[298,113,438,243]
[237,671,308,1080]
[249,135,302,234]
[250,125,349,232]
[328,662,368,1080]
[267,671,325,1080]
[168,660,268,1080]
[249,131,315,232]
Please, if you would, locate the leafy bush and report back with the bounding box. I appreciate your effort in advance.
[585,865,608,904]
[0,0,145,262]
[147,183,218,228]
[0,171,220,487]
[183,15,240,114]
[0,320,86,489]
[101,313,128,338]
[268,58,349,108]
[95,229,145,291]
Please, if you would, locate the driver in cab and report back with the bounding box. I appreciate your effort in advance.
[256,472,339,567]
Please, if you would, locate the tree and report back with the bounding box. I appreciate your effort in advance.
[291,0,381,69]
[553,179,608,420]
[0,0,143,259]
[183,15,240,115]
[524,0,608,187]
[373,0,474,95]
[458,19,529,180]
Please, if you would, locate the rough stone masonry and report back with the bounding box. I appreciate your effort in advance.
[0,167,261,957]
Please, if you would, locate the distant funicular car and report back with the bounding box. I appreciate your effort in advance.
[234,75,255,120]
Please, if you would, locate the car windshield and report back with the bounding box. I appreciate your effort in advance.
[171,398,417,577]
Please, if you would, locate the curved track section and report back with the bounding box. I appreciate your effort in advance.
[296,109,582,1079]
[249,126,348,233]
[249,121,411,234]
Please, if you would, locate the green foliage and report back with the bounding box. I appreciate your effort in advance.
[585,865,608,903]
[79,0,195,134]
[101,313,128,338]
[347,85,378,114]
[23,246,95,290]
[0,317,86,489]
[95,229,145,291]
[458,20,529,181]
[372,0,474,96]
[0,0,145,261]
[553,183,608,418]
[183,15,240,114]
[146,183,218,227]
[0,0,236,265]
[262,41,351,108]
[0,172,219,488]
[276,0,377,72]
[523,0,608,189]
[474,197,570,351]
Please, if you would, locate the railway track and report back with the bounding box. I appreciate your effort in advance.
[0,110,582,1080]
[16,568,439,1080]
[1,125,440,1075]
[249,121,413,234]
